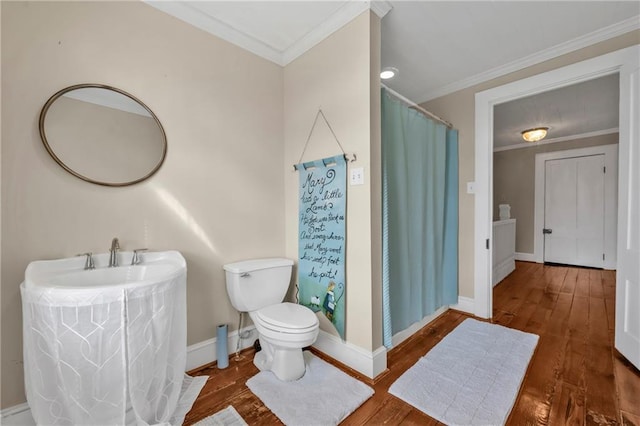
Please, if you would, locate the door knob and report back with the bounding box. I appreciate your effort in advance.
[543,228,553,234]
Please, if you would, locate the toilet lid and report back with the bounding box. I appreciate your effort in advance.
[255,302,319,331]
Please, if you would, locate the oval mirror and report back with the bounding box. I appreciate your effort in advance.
[39,84,167,187]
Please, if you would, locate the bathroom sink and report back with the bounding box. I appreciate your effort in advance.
[24,250,186,290]
[21,250,188,425]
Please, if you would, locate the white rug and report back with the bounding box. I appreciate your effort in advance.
[389,318,538,426]
[126,374,209,425]
[170,374,209,426]
[247,351,374,426]
[192,406,248,426]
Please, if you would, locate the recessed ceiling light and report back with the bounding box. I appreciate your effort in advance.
[521,127,549,142]
[380,67,398,80]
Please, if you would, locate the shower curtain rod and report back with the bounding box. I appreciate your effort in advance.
[381,83,453,129]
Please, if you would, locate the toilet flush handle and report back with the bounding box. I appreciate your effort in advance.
[241,272,251,278]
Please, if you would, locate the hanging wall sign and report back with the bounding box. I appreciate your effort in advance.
[296,155,347,340]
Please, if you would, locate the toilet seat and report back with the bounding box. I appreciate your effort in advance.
[254,302,319,334]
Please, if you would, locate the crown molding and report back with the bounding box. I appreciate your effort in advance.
[146,1,393,67]
[282,1,370,65]
[370,1,393,19]
[419,15,640,102]
[493,127,619,153]
[283,1,392,64]
[145,1,283,64]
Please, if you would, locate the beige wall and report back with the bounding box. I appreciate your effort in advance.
[493,133,619,253]
[423,30,640,299]
[284,11,383,352]
[1,1,284,408]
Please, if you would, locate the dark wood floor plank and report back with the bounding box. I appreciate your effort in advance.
[621,410,640,426]
[561,267,579,294]
[547,381,586,426]
[585,343,618,423]
[589,269,605,299]
[562,337,587,388]
[589,296,611,344]
[546,292,574,338]
[354,397,412,425]
[603,279,616,301]
[613,351,640,418]
[397,409,442,425]
[576,268,591,298]
[182,262,639,426]
[569,295,590,342]
[604,297,616,331]
[507,390,550,426]
[545,264,567,295]
[520,333,565,404]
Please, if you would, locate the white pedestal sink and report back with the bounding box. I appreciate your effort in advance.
[21,251,188,426]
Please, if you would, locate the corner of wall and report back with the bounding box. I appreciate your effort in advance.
[283,10,385,376]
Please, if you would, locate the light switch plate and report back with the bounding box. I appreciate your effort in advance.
[350,167,364,185]
[467,182,476,194]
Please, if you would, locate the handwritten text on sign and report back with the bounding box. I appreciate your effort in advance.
[297,155,346,340]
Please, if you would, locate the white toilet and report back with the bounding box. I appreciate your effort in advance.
[224,258,319,381]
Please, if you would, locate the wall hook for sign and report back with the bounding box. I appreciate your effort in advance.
[292,108,357,171]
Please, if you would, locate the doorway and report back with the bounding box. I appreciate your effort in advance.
[474,46,637,318]
[475,45,639,369]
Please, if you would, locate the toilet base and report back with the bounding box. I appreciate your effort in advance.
[253,338,307,381]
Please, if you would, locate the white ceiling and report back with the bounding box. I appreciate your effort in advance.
[381,1,638,102]
[493,73,620,150]
[147,1,638,147]
[146,1,391,65]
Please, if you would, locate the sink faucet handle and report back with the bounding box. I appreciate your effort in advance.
[131,248,148,265]
[76,252,95,270]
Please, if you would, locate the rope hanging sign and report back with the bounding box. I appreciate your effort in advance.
[293,109,356,171]
[293,108,350,341]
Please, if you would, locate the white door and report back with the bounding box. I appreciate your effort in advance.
[616,64,640,370]
[544,155,605,268]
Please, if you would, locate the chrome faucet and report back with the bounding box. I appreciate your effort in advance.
[131,248,148,265]
[77,252,95,270]
[109,238,120,267]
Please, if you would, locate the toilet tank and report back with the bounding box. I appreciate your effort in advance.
[223,258,294,312]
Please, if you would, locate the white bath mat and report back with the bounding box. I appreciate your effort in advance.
[192,406,248,426]
[247,351,374,426]
[129,373,209,425]
[389,318,538,426]
[170,374,209,426]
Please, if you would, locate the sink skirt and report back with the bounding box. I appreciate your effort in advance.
[20,272,187,425]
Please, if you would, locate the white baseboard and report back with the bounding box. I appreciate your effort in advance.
[515,252,538,262]
[391,305,449,347]
[0,403,33,425]
[493,256,516,286]
[312,330,387,379]
[450,296,475,315]
[186,325,257,371]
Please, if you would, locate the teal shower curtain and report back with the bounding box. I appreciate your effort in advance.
[381,89,458,348]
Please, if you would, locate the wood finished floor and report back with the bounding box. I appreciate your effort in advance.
[184,262,640,425]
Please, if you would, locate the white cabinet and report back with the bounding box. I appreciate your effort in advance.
[493,219,516,286]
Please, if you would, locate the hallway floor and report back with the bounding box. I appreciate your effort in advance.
[185,262,640,425]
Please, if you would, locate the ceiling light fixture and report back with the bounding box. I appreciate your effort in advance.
[380,67,398,80]
[521,127,549,142]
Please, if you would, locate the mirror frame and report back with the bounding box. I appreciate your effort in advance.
[39,83,167,187]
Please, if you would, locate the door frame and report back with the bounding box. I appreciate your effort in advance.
[474,45,639,319]
[534,145,618,268]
